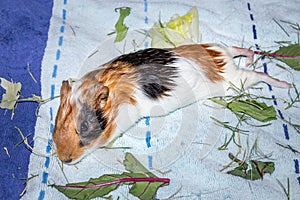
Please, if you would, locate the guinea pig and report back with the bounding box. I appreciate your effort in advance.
[52,44,291,164]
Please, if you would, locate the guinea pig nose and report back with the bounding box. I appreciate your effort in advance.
[63,157,73,164]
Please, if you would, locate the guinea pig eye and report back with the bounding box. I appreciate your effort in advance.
[80,121,89,132]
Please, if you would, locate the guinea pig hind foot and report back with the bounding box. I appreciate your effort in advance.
[256,72,292,88]
[228,46,254,67]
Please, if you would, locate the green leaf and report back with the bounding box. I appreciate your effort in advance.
[273,44,300,70]
[227,154,275,181]
[52,174,124,199]
[51,153,170,200]
[0,78,22,110]
[123,152,156,178]
[227,100,277,122]
[209,97,228,107]
[113,7,131,42]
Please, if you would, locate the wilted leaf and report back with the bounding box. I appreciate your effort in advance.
[210,98,277,122]
[112,7,131,42]
[0,78,22,110]
[273,44,300,70]
[51,153,170,200]
[227,154,275,180]
[227,100,277,122]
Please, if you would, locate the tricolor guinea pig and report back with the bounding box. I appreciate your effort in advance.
[52,44,291,164]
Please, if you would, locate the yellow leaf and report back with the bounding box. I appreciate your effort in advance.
[148,6,201,48]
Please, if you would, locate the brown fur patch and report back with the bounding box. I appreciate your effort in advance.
[53,87,84,162]
[98,61,137,105]
[173,44,226,82]
[89,61,138,141]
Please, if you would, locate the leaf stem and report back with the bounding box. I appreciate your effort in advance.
[253,50,300,59]
[61,177,170,189]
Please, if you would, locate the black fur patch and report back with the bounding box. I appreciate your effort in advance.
[112,48,177,66]
[137,63,178,99]
[112,48,178,99]
[77,104,107,146]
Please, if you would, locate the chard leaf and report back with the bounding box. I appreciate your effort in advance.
[227,100,276,122]
[0,78,22,110]
[273,44,300,70]
[123,151,156,177]
[113,7,131,42]
[51,153,170,200]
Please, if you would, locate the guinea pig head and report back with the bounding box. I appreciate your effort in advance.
[53,80,110,164]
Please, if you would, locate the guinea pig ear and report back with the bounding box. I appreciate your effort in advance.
[95,85,109,109]
[60,80,72,102]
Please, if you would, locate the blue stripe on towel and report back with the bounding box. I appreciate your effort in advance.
[294,159,299,174]
[38,1,68,199]
[38,190,45,200]
[143,0,153,170]
[247,0,294,188]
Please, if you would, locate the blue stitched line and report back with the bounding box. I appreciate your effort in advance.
[38,1,68,199]
[145,116,150,126]
[50,107,53,121]
[38,190,45,200]
[55,49,61,60]
[247,2,289,140]
[148,155,153,169]
[146,131,151,147]
[283,124,289,140]
[143,0,153,170]
[247,1,296,186]
[144,16,149,24]
[144,0,148,12]
[45,157,50,168]
[50,84,55,99]
[252,25,257,39]
[60,25,65,33]
[272,95,277,106]
[58,36,63,46]
[294,159,299,174]
[42,172,48,184]
[277,109,284,120]
[52,64,58,78]
[62,9,67,23]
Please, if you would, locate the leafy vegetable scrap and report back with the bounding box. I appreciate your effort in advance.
[254,44,300,71]
[227,153,275,180]
[273,44,300,70]
[109,7,131,43]
[148,6,200,48]
[51,153,170,200]
[0,77,22,110]
[211,98,277,123]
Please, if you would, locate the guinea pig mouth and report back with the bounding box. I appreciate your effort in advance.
[63,143,99,165]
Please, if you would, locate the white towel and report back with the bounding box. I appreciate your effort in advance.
[23,0,300,199]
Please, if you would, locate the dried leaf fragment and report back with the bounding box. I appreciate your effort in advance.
[0,77,22,110]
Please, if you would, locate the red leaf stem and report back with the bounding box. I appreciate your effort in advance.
[254,50,300,59]
[61,177,170,189]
